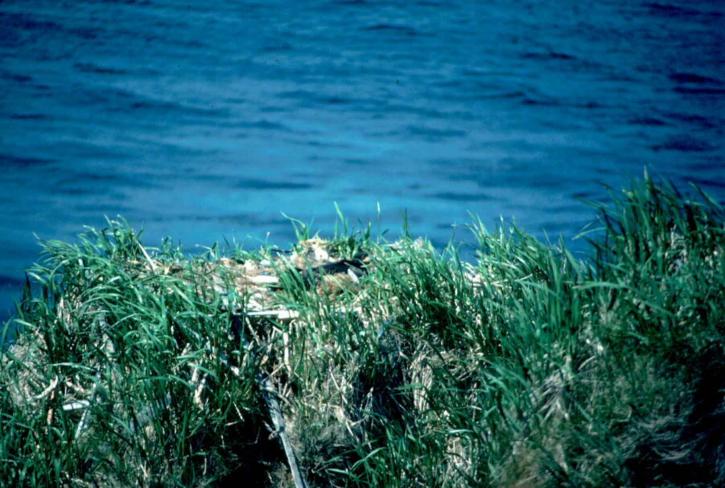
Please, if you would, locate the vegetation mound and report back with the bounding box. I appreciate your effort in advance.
[1,177,723,487]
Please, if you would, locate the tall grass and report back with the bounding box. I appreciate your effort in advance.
[1,176,723,487]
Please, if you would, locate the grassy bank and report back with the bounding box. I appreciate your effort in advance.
[1,177,723,487]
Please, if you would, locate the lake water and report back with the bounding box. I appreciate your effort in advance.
[1,0,724,320]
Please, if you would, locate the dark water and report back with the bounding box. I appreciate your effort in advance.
[1,0,724,319]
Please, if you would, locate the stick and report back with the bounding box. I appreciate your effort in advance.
[219,337,309,488]
[258,374,308,488]
[138,243,157,272]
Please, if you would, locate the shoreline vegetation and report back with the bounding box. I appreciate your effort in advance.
[1,176,723,487]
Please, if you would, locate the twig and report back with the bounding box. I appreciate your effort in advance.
[218,335,309,488]
[138,242,157,272]
[75,371,101,441]
[246,309,300,320]
[258,374,308,488]
[33,376,59,400]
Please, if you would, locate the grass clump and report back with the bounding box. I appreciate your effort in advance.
[1,176,723,487]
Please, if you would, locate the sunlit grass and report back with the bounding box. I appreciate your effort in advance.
[1,176,723,486]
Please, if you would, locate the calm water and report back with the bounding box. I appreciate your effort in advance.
[1,0,724,319]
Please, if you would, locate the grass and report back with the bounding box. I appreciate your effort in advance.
[1,175,723,487]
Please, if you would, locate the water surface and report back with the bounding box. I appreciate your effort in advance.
[1,0,724,318]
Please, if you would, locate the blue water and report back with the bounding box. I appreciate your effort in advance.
[1,0,724,319]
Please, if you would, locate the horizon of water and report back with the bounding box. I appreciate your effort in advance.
[1,0,724,320]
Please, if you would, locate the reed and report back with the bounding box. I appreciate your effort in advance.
[1,175,722,487]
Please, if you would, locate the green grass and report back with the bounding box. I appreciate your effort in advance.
[1,176,723,487]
